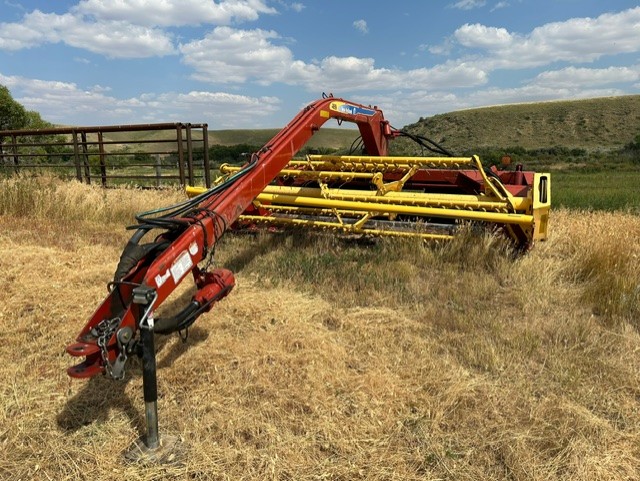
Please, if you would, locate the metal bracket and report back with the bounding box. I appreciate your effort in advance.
[132,286,158,331]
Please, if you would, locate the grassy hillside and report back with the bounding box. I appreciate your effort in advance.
[208,128,359,149]
[102,127,360,152]
[0,177,639,480]
[97,96,640,155]
[400,95,640,153]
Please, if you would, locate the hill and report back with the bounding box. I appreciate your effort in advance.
[208,128,359,149]
[97,96,640,155]
[400,95,640,153]
[101,127,360,152]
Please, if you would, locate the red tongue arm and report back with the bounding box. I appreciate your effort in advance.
[66,97,393,379]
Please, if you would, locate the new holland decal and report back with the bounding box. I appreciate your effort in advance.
[329,101,375,116]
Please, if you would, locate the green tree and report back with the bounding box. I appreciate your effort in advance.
[0,85,28,130]
[1,85,64,168]
[24,109,53,130]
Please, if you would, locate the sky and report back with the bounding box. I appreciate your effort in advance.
[0,0,639,129]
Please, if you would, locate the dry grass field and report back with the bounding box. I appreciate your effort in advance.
[0,176,639,480]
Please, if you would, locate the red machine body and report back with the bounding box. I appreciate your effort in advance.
[66,97,394,378]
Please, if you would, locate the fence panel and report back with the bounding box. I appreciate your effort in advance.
[0,123,211,188]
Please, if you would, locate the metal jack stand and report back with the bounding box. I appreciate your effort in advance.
[124,306,183,464]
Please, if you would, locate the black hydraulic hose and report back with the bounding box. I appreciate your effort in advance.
[130,152,260,233]
[153,302,200,335]
[348,136,365,155]
[393,128,455,157]
[113,152,261,282]
[154,284,234,335]
[391,127,513,197]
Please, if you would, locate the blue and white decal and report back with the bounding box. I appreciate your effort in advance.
[330,101,376,116]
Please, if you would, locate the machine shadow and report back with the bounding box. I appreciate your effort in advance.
[223,231,285,273]
[57,325,209,434]
[224,230,378,273]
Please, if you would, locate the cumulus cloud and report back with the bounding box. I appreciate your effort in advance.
[2,4,640,129]
[0,73,281,127]
[353,19,368,34]
[180,26,488,90]
[531,65,640,89]
[74,0,276,27]
[0,10,173,57]
[0,0,275,57]
[455,24,513,49]
[454,7,640,69]
[180,27,301,84]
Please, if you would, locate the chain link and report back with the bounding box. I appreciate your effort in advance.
[94,317,124,380]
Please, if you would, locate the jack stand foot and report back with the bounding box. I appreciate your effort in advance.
[123,434,183,465]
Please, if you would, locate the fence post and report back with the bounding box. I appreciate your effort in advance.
[81,131,91,184]
[72,131,82,182]
[176,124,185,185]
[186,124,194,186]
[98,131,107,187]
[155,154,162,188]
[202,124,211,188]
[11,134,19,175]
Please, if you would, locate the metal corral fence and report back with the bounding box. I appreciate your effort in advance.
[0,123,213,187]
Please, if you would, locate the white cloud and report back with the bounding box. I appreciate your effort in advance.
[312,55,489,91]
[455,24,513,49]
[422,37,455,56]
[3,1,24,11]
[0,1,276,57]
[532,66,640,89]
[450,0,486,10]
[362,83,631,128]
[0,10,176,57]
[490,1,509,12]
[180,27,299,84]
[180,27,488,90]
[2,3,639,130]
[353,19,368,34]
[465,85,627,106]
[0,73,281,127]
[454,7,640,69]
[150,91,281,127]
[74,0,276,27]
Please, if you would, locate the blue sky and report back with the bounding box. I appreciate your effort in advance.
[1,0,639,129]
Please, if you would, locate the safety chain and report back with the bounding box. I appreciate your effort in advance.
[93,317,130,380]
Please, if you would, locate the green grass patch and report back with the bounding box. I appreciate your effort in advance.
[552,168,640,211]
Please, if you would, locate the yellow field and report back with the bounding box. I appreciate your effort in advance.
[0,177,639,480]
